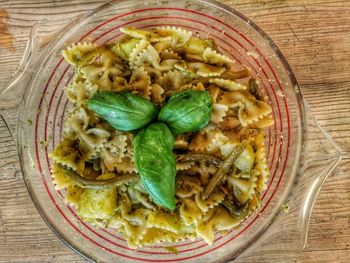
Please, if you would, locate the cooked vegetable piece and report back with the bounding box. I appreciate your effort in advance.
[203,141,247,198]
[159,90,212,135]
[111,36,140,61]
[57,164,138,189]
[87,91,158,131]
[234,144,255,172]
[222,200,250,219]
[134,123,176,210]
[77,187,117,221]
[176,153,222,166]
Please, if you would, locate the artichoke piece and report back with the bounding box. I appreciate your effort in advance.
[234,144,255,172]
[77,187,117,221]
[111,36,140,61]
[222,200,250,219]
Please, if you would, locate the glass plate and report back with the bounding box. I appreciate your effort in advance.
[0,0,342,262]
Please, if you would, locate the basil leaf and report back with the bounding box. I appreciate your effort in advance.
[87,91,158,131]
[158,90,212,135]
[134,123,176,210]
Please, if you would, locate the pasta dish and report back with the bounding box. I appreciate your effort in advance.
[49,26,273,248]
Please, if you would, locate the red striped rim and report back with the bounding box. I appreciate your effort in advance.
[33,7,291,262]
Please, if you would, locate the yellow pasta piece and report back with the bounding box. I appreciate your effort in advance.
[129,39,150,68]
[156,69,187,91]
[138,228,193,246]
[62,42,99,67]
[254,132,270,192]
[128,67,152,99]
[179,198,204,225]
[150,83,165,105]
[127,187,156,210]
[133,44,162,69]
[115,157,136,173]
[120,27,171,42]
[153,41,171,53]
[156,26,192,47]
[65,184,84,207]
[196,206,240,245]
[100,149,118,172]
[176,175,203,198]
[208,84,221,103]
[219,91,272,127]
[118,192,132,217]
[63,107,89,138]
[123,221,148,248]
[111,76,128,91]
[209,78,247,91]
[124,208,152,247]
[227,174,257,205]
[106,132,128,156]
[160,49,181,60]
[49,138,85,174]
[109,211,149,249]
[111,36,141,61]
[80,65,127,91]
[79,139,100,161]
[248,115,274,129]
[80,128,110,148]
[217,116,241,131]
[176,62,225,77]
[51,162,74,190]
[176,161,195,171]
[206,130,239,158]
[77,187,117,221]
[211,103,229,124]
[174,134,189,150]
[202,47,234,65]
[147,210,181,233]
[181,36,215,55]
[195,189,226,213]
[189,126,220,153]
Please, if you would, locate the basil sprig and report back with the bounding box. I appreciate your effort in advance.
[87,89,212,210]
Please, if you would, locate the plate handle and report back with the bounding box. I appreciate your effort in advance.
[0,16,81,145]
[235,100,342,261]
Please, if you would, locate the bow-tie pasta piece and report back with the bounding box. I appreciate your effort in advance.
[220,91,272,127]
[156,26,193,47]
[62,42,99,67]
[120,27,172,42]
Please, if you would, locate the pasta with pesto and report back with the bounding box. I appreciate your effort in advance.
[50,26,273,248]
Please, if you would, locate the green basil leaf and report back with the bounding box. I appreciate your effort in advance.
[87,91,158,131]
[158,90,212,135]
[134,123,176,210]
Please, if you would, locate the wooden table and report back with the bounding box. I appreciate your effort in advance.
[0,1,349,262]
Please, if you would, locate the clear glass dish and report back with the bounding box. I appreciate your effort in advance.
[0,0,342,262]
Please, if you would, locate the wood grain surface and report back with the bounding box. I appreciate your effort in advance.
[0,0,349,262]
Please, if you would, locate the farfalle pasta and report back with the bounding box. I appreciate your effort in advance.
[50,26,274,249]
